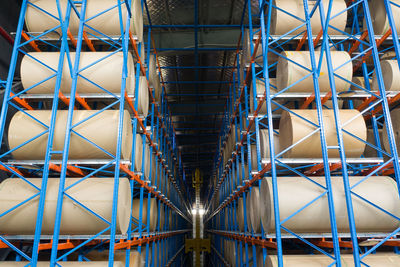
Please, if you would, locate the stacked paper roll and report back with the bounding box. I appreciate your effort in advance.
[135,133,144,172]
[368,0,400,35]
[25,0,143,41]
[271,0,347,35]
[0,178,131,235]
[249,186,262,233]
[132,198,158,232]
[85,250,145,267]
[277,51,352,93]
[236,197,245,232]
[258,254,400,266]
[260,176,400,234]
[249,79,278,114]
[148,54,162,102]
[21,52,134,94]
[279,109,366,158]
[382,108,400,153]
[372,60,400,91]
[8,110,133,160]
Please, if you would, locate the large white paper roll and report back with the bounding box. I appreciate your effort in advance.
[383,108,400,153]
[249,186,262,233]
[277,51,352,92]
[271,0,347,35]
[260,176,400,234]
[20,52,149,117]
[8,110,132,160]
[259,254,400,267]
[249,79,278,114]
[279,109,366,158]
[148,54,162,102]
[368,0,400,35]
[85,249,145,267]
[237,197,244,232]
[25,0,143,41]
[0,178,131,235]
[21,52,135,94]
[132,198,158,232]
[372,60,400,91]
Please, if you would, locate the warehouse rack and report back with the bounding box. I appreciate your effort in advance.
[206,0,400,266]
[0,0,190,266]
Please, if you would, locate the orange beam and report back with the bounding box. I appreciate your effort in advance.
[21,31,40,52]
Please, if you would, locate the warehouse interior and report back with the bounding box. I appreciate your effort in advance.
[0,0,400,266]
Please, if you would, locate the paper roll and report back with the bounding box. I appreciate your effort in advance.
[0,178,131,235]
[279,109,366,158]
[368,0,400,35]
[382,108,400,153]
[134,133,144,172]
[277,51,352,92]
[242,29,279,65]
[132,198,158,232]
[237,197,244,232]
[8,110,133,160]
[249,79,278,114]
[85,250,145,267]
[271,0,347,35]
[249,186,262,233]
[148,55,162,102]
[260,254,400,267]
[245,191,252,232]
[25,0,143,40]
[21,52,134,94]
[372,60,400,91]
[364,128,384,157]
[260,176,400,234]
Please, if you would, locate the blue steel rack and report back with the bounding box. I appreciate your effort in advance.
[0,0,190,266]
[206,0,400,266]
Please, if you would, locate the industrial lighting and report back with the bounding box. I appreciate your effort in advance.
[198,208,205,215]
[191,209,197,215]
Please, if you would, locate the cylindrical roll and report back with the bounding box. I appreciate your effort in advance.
[351,76,371,91]
[279,109,366,158]
[368,0,400,35]
[260,176,400,234]
[277,51,352,92]
[249,186,262,233]
[364,128,384,157]
[85,250,145,267]
[134,133,144,172]
[259,254,400,267]
[249,79,278,114]
[0,178,131,235]
[242,29,279,65]
[245,192,252,232]
[25,0,143,40]
[8,110,133,160]
[382,108,400,153]
[132,198,158,232]
[137,76,150,117]
[21,52,134,94]
[372,60,400,91]
[0,262,124,267]
[236,197,244,232]
[271,0,347,35]
[148,54,162,102]
[259,129,280,159]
